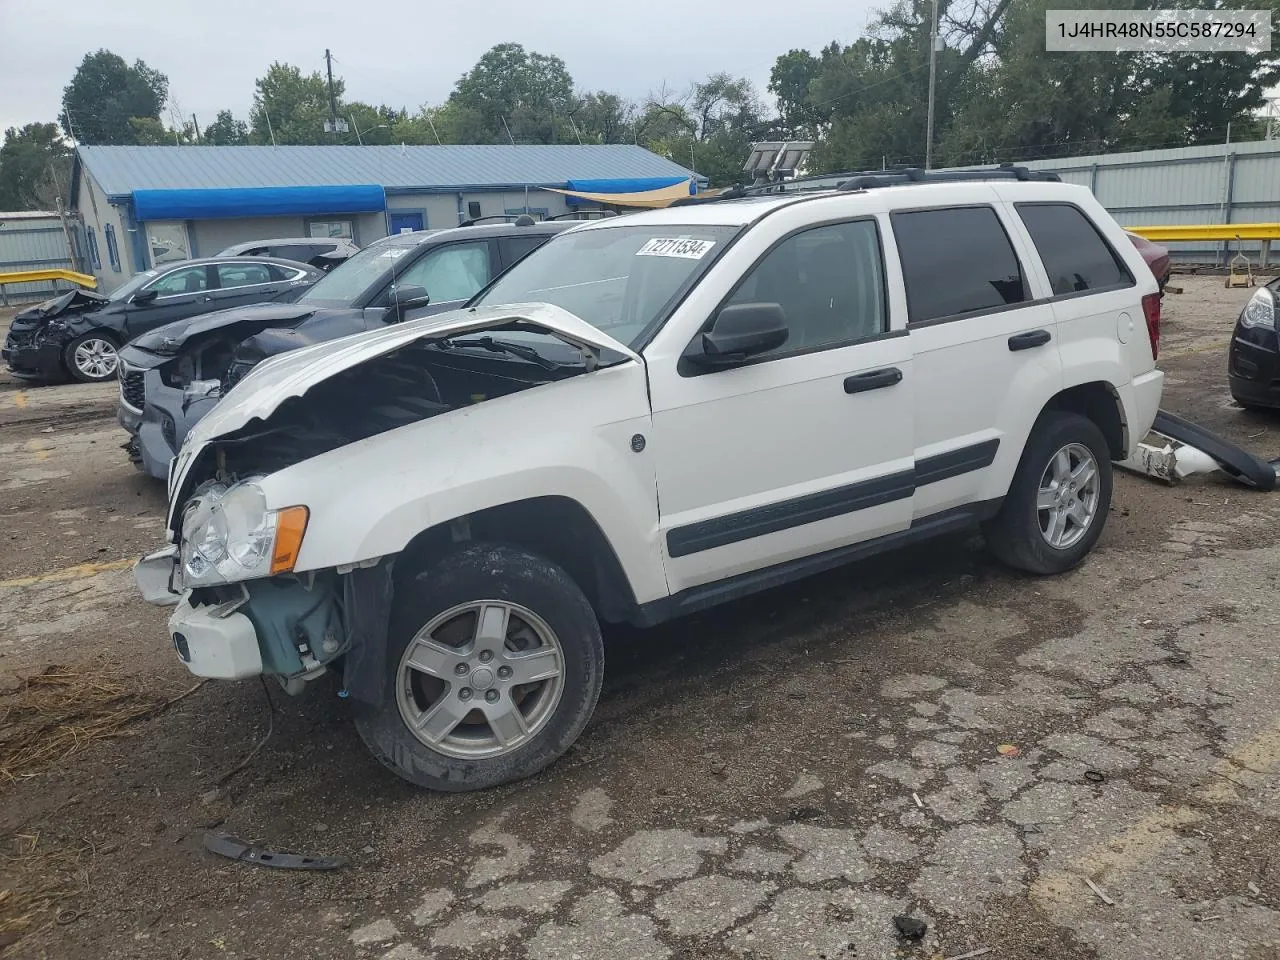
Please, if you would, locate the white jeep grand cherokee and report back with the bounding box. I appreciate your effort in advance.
[136,168,1164,792]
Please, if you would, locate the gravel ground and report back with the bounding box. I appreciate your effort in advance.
[1,279,1278,960]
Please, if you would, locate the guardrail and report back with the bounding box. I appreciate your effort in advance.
[0,268,97,306]
[1127,224,1280,268]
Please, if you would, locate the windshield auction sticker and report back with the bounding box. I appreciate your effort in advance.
[636,238,717,259]
[1046,9,1270,52]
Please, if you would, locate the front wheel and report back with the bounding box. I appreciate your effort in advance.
[63,331,119,383]
[984,411,1113,575]
[355,543,604,792]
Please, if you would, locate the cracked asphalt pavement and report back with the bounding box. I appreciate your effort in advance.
[1,279,1279,960]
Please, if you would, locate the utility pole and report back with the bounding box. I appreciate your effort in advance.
[925,0,940,169]
[325,49,339,129]
[191,114,201,144]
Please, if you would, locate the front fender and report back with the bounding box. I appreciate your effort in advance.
[257,363,668,606]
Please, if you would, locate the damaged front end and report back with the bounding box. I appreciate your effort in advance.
[136,479,392,702]
[136,303,640,703]
[117,305,320,478]
[3,288,111,378]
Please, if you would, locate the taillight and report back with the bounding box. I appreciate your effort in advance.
[1141,292,1161,361]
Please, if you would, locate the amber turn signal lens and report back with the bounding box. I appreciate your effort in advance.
[270,506,309,574]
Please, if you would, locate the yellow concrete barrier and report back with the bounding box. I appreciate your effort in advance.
[0,268,97,288]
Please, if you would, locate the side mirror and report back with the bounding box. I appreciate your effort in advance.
[131,288,158,305]
[693,302,789,367]
[386,284,430,321]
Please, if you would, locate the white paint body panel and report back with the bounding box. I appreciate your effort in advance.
[164,179,1164,615]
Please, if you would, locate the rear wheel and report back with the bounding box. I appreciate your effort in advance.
[63,331,119,383]
[354,543,604,792]
[984,411,1113,575]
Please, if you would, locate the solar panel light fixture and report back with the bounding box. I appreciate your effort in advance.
[744,141,815,185]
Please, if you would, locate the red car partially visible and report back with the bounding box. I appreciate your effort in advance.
[1125,231,1171,292]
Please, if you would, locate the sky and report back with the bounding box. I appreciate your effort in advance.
[0,0,881,136]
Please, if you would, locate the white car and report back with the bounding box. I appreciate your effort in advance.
[136,168,1164,792]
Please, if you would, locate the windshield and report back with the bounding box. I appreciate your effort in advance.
[471,224,739,348]
[298,239,419,307]
[108,270,159,302]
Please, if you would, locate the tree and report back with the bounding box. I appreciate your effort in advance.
[571,92,633,144]
[204,110,249,145]
[0,124,71,210]
[447,43,576,143]
[60,50,168,145]
[250,62,343,145]
[769,49,825,138]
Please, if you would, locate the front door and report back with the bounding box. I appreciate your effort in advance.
[389,212,425,235]
[123,264,216,337]
[379,240,496,322]
[649,218,915,594]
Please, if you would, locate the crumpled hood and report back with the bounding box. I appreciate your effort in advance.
[184,302,641,447]
[13,288,110,326]
[127,302,321,354]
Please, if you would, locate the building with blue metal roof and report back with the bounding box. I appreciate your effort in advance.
[71,144,703,292]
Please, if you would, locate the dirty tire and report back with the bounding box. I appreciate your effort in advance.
[63,331,119,383]
[984,410,1113,575]
[354,542,604,792]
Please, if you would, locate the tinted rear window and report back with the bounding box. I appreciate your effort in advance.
[1016,203,1133,295]
[891,206,1029,324]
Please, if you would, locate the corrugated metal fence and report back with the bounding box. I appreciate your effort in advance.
[959,140,1280,265]
[0,212,81,304]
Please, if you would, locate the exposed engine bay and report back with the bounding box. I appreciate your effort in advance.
[179,335,588,494]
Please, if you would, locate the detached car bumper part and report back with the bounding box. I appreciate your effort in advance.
[168,596,265,680]
[136,546,348,684]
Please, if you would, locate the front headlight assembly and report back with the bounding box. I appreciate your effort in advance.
[1240,287,1276,330]
[179,478,308,588]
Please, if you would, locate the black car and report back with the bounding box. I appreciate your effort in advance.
[3,256,322,384]
[116,218,572,479]
[1228,277,1280,410]
[216,237,360,272]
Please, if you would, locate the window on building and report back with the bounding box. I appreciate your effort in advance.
[1015,203,1133,296]
[468,201,482,220]
[103,224,121,272]
[216,263,273,288]
[86,227,101,269]
[722,220,888,356]
[308,220,354,239]
[891,207,1029,324]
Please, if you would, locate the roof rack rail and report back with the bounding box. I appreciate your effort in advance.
[668,164,1061,208]
[458,213,538,227]
[545,210,620,221]
[836,164,1061,191]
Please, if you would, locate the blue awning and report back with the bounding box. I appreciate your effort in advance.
[132,184,386,221]
[562,176,695,206]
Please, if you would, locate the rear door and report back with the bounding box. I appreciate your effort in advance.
[212,261,291,310]
[123,264,217,337]
[889,202,1063,520]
